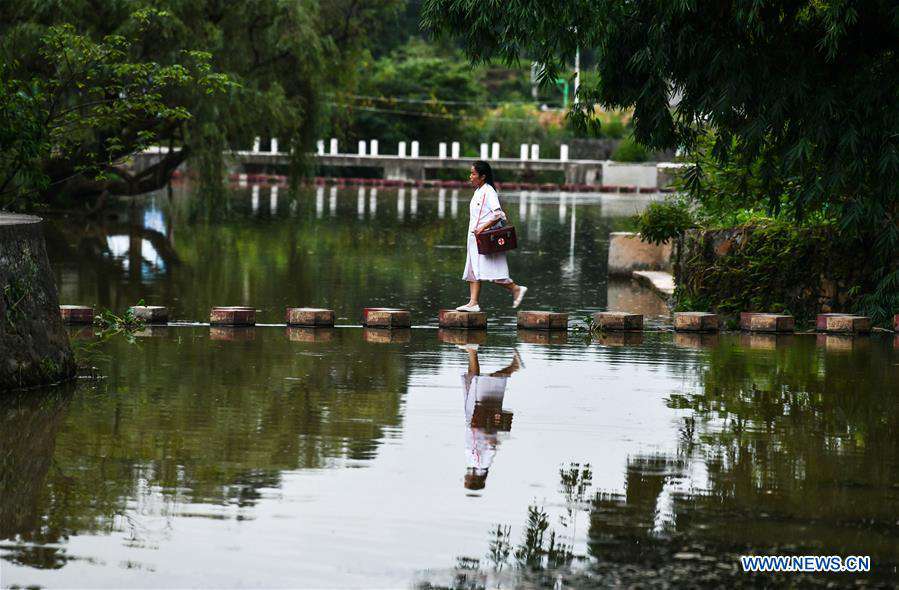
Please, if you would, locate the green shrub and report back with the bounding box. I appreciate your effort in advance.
[635,199,695,245]
[611,134,650,162]
[600,118,625,139]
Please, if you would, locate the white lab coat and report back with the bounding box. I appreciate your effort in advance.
[462,184,511,283]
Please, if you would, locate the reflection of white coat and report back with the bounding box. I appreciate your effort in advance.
[462,373,508,471]
[462,184,510,283]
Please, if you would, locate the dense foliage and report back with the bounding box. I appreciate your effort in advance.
[0,0,399,207]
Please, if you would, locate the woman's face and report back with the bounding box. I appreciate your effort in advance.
[469,167,485,188]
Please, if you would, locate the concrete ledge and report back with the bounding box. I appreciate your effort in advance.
[363,307,411,328]
[438,309,487,329]
[592,311,643,331]
[674,312,719,332]
[286,307,335,327]
[632,270,675,297]
[608,232,672,276]
[210,306,256,326]
[129,305,168,324]
[517,310,568,330]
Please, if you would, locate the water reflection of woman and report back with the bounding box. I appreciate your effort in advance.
[461,346,522,490]
[455,161,527,312]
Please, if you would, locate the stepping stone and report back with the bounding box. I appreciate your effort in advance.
[673,332,719,348]
[363,327,411,343]
[593,332,644,347]
[824,315,871,334]
[438,328,487,345]
[438,309,487,329]
[210,306,256,326]
[517,310,568,330]
[592,311,643,331]
[517,329,568,345]
[815,313,852,331]
[286,307,335,327]
[740,312,794,333]
[60,305,94,324]
[209,326,256,341]
[673,312,719,332]
[362,307,411,328]
[129,305,168,324]
[287,326,335,342]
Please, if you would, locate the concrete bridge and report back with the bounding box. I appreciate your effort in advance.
[140,138,682,189]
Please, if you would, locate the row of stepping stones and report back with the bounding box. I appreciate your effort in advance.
[59,306,890,335]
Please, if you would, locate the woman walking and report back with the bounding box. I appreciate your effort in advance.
[456,161,526,312]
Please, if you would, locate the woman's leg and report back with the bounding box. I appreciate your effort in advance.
[468,280,481,306]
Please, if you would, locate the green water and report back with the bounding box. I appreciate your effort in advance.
[1,186,897,588]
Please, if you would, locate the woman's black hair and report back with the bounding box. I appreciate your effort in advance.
[472,160,495,188]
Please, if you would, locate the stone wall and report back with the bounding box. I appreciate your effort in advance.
[675,225,879,321]
[0,214,76,390]
[608,232,673,276]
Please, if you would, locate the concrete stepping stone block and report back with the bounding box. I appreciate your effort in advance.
[60,305,94,324]
[363,327,411,343]
[517,329,568,345]
[824,315,871,334]
[739,333,794,350]
[517,310,568,331]
[740,312,795,333]
[286,307,335,327]
[438,328,487,345]
[210,306,256,326]
[592,311,643,331]
[438,309,487,329]
[209,326,256,341]
[129,305,168,324]
[593,332,644,347]
[287,326,335,342]
[362,307,411,328]
[673,312,719,332]
[815,313,852,331]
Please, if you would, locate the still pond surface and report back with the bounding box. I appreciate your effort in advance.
[1,185,897,588]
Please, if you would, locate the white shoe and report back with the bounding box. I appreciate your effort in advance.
[455,304,481,312]
[512,286,528,308]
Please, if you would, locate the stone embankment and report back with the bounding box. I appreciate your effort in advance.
[0,214,76,390]
[607,232,675,299]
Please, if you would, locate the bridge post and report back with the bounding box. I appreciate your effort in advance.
[329,138,338,155]
[491,142,500,160]
[370,140,379,156]
[252,137,261,153]
[411,141,420,158]
[439,142,447,159]
[530,144,540,160]
[316,140,324,155]
[357,140,366,156]
[451,141,460,159]
[271,138,279,154]
[480,143,488,159]
[560,144,569,161]
[520,144,529,160]
[398,141,407,157]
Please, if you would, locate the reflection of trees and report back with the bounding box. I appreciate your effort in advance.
[1,329,409,562]
[0,386,76,568]
[590,335,899,570]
